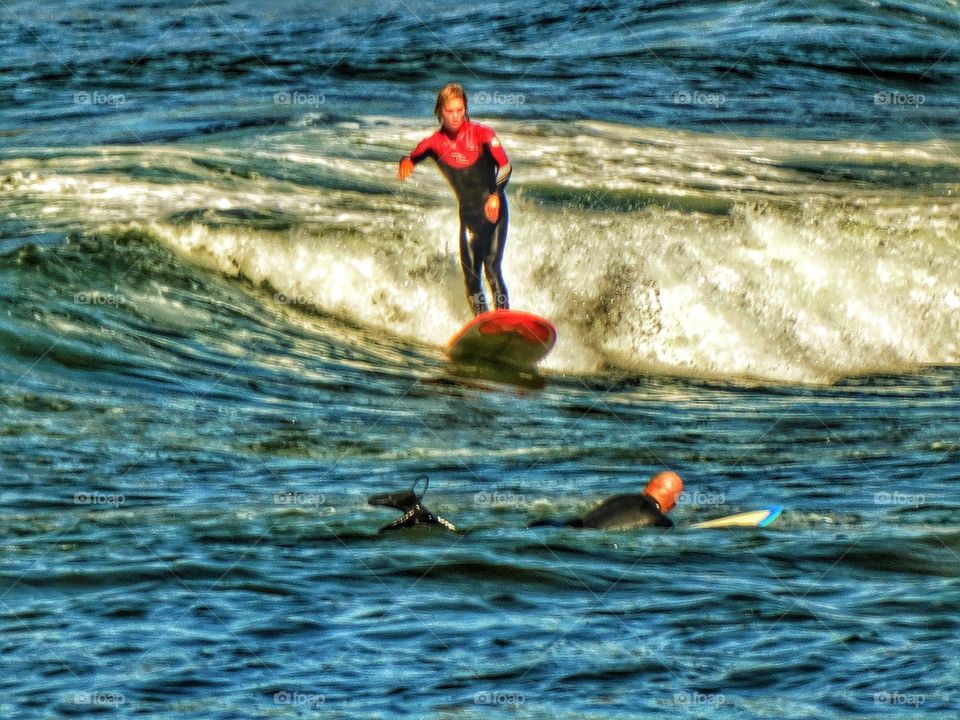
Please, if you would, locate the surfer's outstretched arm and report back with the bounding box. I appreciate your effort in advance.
[398,139,432,180]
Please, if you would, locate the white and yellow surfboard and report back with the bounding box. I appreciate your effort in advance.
[690,505,783,529]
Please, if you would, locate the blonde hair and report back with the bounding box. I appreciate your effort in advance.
[434,83,468,124]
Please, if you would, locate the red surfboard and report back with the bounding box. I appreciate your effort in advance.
[446,310,557,368]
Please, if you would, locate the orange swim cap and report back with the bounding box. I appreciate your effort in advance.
[644,471,684,513]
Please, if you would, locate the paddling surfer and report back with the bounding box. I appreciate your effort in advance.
[369,471,684,532]
[528,471,684,529]
[398,83,512,317]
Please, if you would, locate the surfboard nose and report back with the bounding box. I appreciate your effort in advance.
[447,310,557,367]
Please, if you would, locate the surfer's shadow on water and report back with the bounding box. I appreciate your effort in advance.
[439,361,548,390]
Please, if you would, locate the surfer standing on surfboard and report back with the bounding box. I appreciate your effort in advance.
[398,83,512,317]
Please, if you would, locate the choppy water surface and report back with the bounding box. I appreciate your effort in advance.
[2,0,959,717]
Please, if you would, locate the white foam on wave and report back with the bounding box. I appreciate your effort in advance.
[148,212,469,349]
[146,191,960,383]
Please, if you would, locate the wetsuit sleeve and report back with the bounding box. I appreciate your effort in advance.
[483,129,512,189]
[407,135,437,165]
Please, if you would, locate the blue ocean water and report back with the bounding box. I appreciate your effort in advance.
[1,1,959,718]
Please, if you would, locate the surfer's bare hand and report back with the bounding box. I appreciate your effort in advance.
[484,193,500,223]
[398,157,414,181]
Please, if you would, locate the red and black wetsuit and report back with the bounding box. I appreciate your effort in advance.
[406,120,512,316]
